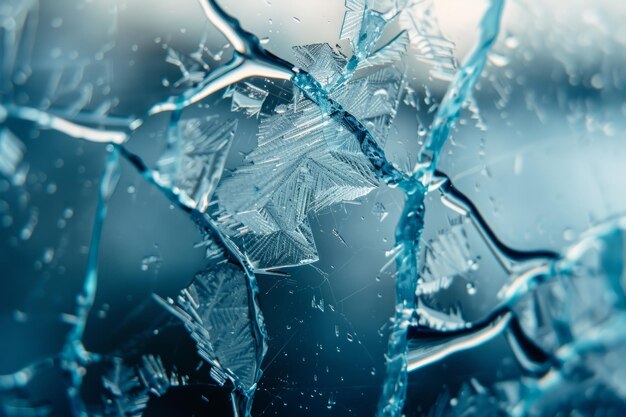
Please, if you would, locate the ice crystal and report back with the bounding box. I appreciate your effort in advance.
[292,44,347,88]
[215,90,386,268]
[157,116,237,213]
[396,0,458,80]
[223,82,269,118]
[355,31,410,71]
[154,263,264,393]
[418,223,475,296]
[102,356,185,417]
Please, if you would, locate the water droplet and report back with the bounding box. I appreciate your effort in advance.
[563,228,575,241]
[43,248,55,264]
[591,73,604,89]
[505,35,519,49]
[488,52,509,67]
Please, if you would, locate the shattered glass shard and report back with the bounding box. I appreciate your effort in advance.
[332,66,403,146]
[223,82,269,118]
[154,263,264,393]
[102,355,182,417]
[355,31,410,71]
[238,221,319,270]
[216,95,379,269]
[352,9,388,60]
[157,116,237,213]
[418,222,474,296]
[339,0,367,48]
[396,0,458,80]
[292,44,348,87]
[514,219,626,356]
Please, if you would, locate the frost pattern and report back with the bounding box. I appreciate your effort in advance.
[157,116,237,213]
[155,263,263,393]
[102,356,186,417]
[417,219,626,416]
[214,46,404,269]
[216,95,378,268]
[418,222,474,296]
[396,0,458,80]
[355,31,410,71]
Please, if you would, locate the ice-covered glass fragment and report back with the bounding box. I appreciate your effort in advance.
[215,91,384,268]
[332,67,403,146]
[355,31,410,71]
[154,263,264,395]
[396,0,458,80]
[339,0,367,48]
[418,222,474,296]
[102,355,184,417]
[293,44,347,88]
[157,116,237,213]
[223,82,269,118]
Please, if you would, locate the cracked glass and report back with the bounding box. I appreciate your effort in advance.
[1,0,626,416]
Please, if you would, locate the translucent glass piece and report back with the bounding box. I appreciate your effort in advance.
[333,67,404,146]
[339,0,367,47]
[216,97,379,269]
[102,355,181,417]
[223,82,269,118]
[155,263,263,392]
[396,0,458,80]
[157,117,237,213]
[418,223,474,296]
[293,44,347,87]
[355,31,410,71]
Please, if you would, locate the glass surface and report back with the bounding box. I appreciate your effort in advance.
[1,1,626,416]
